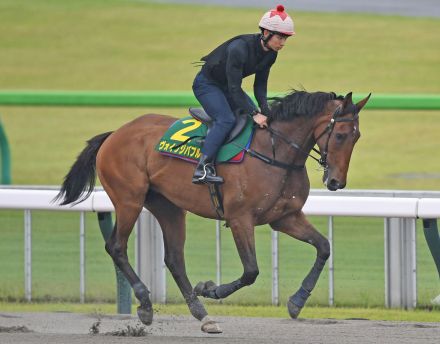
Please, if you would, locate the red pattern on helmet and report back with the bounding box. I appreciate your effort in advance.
[270,4,288,20]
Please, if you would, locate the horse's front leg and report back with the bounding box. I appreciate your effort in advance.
[194,218,259,300]
[270,211,330,319]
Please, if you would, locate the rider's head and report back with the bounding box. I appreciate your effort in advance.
[259,5,295,51]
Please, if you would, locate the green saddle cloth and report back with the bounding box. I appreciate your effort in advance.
[155,116,253,163]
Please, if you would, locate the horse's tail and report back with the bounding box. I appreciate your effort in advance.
[54,131,113,206]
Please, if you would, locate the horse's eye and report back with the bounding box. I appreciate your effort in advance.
[335,133,347,141]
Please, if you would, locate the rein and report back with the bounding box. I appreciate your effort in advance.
[241,105,359,171]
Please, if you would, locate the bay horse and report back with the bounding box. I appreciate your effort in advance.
[56,90,370,333]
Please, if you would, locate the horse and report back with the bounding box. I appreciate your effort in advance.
[55,90,370,333]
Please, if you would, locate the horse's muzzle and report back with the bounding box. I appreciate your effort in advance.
[323,170,346,191]
[326,178,346,191]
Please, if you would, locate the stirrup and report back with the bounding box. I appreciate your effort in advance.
[192,164,224,185]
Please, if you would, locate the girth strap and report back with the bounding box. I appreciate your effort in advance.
[208,183,225,220]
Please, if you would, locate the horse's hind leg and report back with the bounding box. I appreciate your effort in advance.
[105,200,154,325]
[144,190,222,333]
[270,212,330,319]
[97,134,154,324]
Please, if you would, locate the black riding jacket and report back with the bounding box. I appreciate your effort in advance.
[200,33,277,115]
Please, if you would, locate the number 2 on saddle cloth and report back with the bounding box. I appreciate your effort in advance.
[155,111,254,220]
[155,113,253,165]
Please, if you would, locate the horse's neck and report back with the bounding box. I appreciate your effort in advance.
[269,117,317,166]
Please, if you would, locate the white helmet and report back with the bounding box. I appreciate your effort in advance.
[259,5,295,36]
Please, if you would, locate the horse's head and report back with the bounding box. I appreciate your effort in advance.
[314,92,371,191]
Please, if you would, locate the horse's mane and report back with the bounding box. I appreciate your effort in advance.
[269,90,344,121]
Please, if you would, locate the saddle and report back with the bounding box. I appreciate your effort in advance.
[156,112,253,164]
[188,107,249,144]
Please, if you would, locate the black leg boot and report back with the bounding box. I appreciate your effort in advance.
[192,154,224,185]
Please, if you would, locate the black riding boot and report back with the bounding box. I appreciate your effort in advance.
[192,154,224,185]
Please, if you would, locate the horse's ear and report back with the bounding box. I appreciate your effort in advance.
[342,92,353,109]
[355,93,372,112]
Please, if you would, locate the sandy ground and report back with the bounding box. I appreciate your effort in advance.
[1,312,439,344]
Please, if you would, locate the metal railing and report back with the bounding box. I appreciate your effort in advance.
[0,90,439,109]
[1,186,439,309]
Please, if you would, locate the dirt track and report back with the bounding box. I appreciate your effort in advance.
[1,312,439,344]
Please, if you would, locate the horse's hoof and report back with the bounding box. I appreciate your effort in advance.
[187,297,209,321]
[204,280,217,289]
[287,299,302,319]
[201,316,222,334]
[194,280,217,296]
[137,305,153,325]
[194,281,206,296]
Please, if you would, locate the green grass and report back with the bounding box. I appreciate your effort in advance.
[0,0,439,188]
[0,0,439,317]
[0,0,439,93]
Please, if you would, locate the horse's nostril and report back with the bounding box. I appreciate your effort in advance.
[328,179,344,191]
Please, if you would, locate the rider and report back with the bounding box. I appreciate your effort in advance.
[192,4,295,184]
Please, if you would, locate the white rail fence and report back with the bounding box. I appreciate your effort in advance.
[0,187,439,309]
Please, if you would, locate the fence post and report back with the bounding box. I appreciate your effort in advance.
[135,211,166,303]
[0,116,11,184]
[422,219,440,278]
[216,220,222,287]
[328,216,334,306]
[79,212,86,303]
[384,217,417,309]
[24,209,32,302]
[97,212,132,314]
[271,230,279,306]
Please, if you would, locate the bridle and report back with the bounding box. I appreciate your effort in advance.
[312,104,359,168]
[251,104,359,171]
